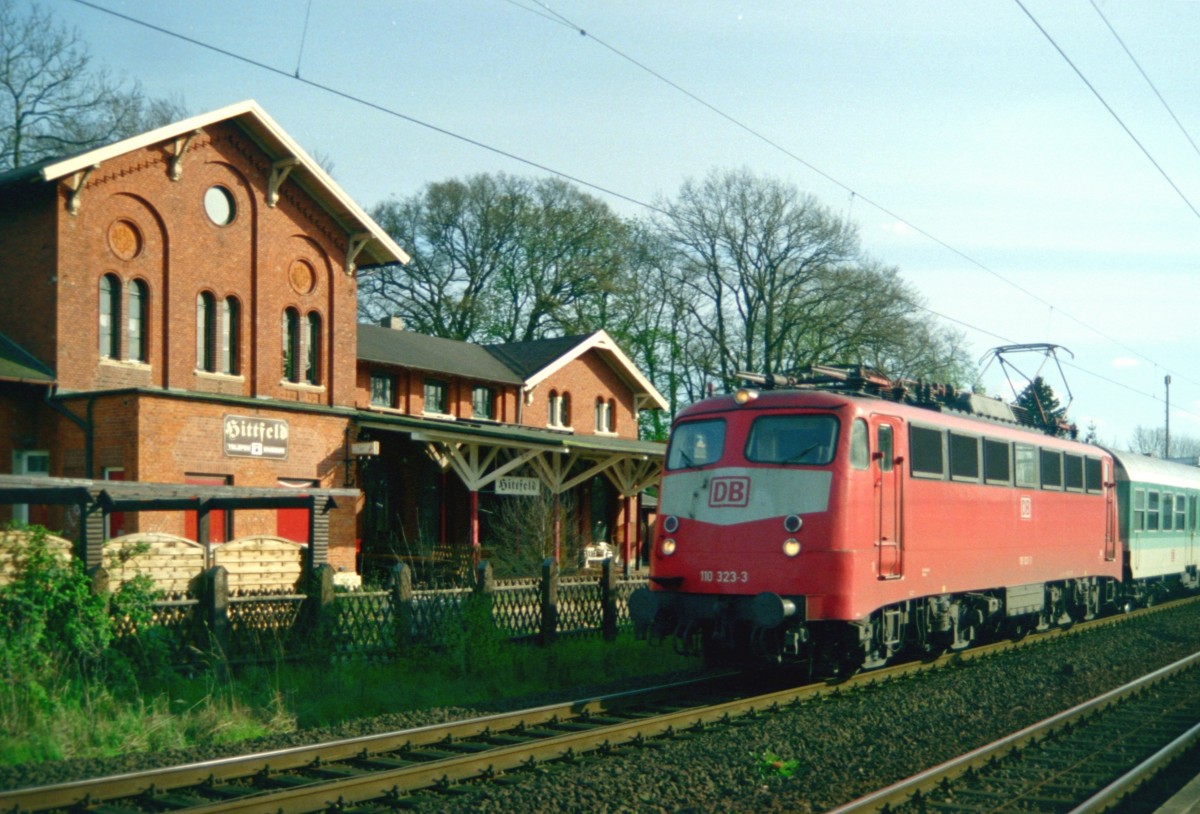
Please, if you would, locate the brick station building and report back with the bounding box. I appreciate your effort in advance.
[0,101,666,577]
[0,100,406,572]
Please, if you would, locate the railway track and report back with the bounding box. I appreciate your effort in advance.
[826,649,1200,813]
[3,598,1196,814]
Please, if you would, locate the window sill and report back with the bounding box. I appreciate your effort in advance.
[422,411,457,421]
[281,380,326,394]
[195,369,245,383]
[101,358,151,372]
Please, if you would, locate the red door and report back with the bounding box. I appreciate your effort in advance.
[104,468,126,538]
[276,479,316,544]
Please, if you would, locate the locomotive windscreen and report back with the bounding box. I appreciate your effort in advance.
[745,414,839,466]
[667,419,726,469]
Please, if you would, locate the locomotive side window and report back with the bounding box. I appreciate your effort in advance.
[1085,458,1103,494]
[877,425,894,472]
[1133,489,1146,531]
[1163,494,1174,531]
[849,419,870,470]
[983,439,1011,485]
[1147,491,1161,531]
[1064,454,1084,492]
[1015,444,1039,488]
[1039,449,1063,490]
[745,414,839,466]
[667,419,726,470]
[909,425,945,478]
[949,433,981,482]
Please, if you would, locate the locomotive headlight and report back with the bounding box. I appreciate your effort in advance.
[782,538,801,557]
[734,388,759,405]
[661,538,677,557]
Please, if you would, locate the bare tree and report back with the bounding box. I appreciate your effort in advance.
[1128,425,1200,459]
[0,1,187,171]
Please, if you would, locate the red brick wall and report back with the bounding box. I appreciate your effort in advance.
[0,184,59,368]
[524,351,638,438]
[48,123,358,407]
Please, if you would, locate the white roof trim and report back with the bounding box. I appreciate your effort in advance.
[524,330,669,411]
[38,100,409,267]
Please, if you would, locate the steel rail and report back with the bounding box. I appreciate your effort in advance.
[823,649,1200,814]
[1069,718,1200,814]
[4,596,1196,814]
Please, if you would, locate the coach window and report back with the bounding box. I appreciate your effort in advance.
[1064,454,1084,492]
[1014,444,1038,488]
[1163,494,1175,531]
[1085,458,1103,494]
[1133,489,1146,531]
[983,439,1011,485]
[668,419,725,469]
[1175,494,1187,530]
[849,419,870,470]
[1039,449,1063,490]
[910,425,944,479]
[949,432,980,482]
[877,425,894,472]
[1147,491,1161,531]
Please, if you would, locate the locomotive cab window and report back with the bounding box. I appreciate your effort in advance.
[849,419,870,470]
[909,425,945,479]
[667,419,726,470]
[877,424,894,472]
[745,414,839,466]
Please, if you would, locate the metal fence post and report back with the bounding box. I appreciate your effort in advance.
[601,558,618,641]
[540,557,558,646]
[390,562,413,651]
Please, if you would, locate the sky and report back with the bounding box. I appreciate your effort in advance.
[38,0,1200,450]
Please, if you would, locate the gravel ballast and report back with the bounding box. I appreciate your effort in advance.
[4,602,1200,813]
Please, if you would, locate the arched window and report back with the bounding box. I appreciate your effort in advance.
[99,274,121,359]
[560,392,571,427]
[282,308,300,381]
[196,292,216,371]
[128,279,147,362]
[305,311,321,385]
[221,297,240,375]
[609,398,617,433]
[595,397,611,433]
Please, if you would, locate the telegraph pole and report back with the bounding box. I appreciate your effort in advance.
[1165,375,1172,459]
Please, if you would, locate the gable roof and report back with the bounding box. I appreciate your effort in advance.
[358,324,523,385]
[0,100,408,269]
[488,330,669,411]
[0,331,54,384]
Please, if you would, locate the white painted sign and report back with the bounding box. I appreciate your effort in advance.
[351,441,380,456]
[496,476,540,496]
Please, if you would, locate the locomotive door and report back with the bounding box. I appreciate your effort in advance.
[874,417,903,579]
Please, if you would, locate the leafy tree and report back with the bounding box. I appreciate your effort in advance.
[654,168,974,396]
[361,174,630,344]
[0,0,187,171]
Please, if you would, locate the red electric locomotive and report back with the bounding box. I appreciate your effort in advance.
[630,366,1122,672]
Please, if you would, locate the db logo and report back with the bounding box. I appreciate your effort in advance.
[709,476,751,507]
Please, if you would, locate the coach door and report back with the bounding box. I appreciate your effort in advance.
[874,417,903,579]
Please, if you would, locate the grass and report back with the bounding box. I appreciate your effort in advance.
[0,634,693,767]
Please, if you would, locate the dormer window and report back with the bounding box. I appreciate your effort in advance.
[424,378,448,415]
[472,385,495,420]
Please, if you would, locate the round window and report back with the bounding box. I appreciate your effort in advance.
[204,186,236,226]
